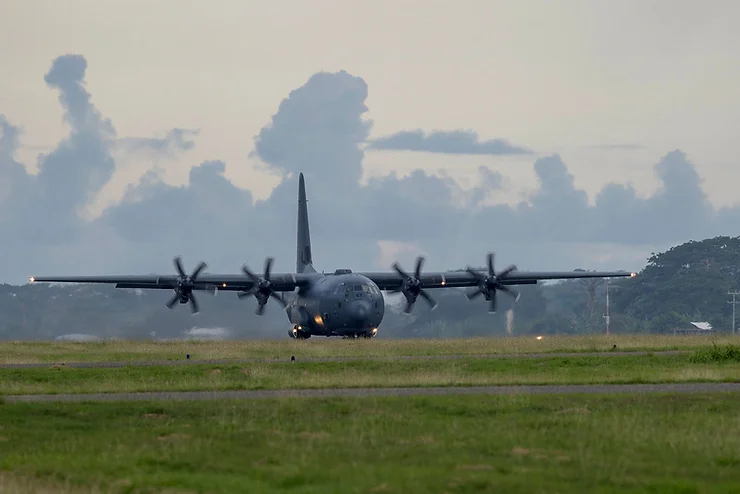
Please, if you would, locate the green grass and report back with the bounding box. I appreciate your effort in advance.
[4,352,740,395]
[2,334,739,364]
[690,343,740,363]
[2,393,740,493]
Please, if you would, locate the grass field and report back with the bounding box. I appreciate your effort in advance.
[2,333,739,364]
[3,337,740,492]
[2,393,740,493]
[3,350,740,395]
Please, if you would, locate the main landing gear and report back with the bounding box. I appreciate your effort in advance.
[288,325,311,339]
[341,331,377,339]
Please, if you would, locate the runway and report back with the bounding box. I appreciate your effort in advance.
[3,382,740,403]
[0,350,687,369]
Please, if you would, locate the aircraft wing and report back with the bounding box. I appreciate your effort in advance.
[357,253,636,292]
[28,273,310,292]
[29,257,314,293]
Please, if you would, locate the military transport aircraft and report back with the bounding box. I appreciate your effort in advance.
[30,172,637,339]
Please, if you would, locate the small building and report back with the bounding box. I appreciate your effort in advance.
[672,321,714,336]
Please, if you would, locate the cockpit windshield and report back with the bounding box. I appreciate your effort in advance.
[334,282,380,295]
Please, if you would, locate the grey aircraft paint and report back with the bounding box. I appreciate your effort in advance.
[29,172,638,339]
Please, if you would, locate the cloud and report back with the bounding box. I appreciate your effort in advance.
[117,128,200,157]
[367,129,533,155]
[1,53,738,288]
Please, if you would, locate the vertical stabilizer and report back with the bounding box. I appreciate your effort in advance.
[296,173,316,273]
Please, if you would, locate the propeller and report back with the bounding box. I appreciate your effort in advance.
[465,252,520,313]
[165,256,212,314]
[237,257,287,315]
[390,256,438,314]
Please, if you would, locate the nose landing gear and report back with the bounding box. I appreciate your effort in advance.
[288,325,311,339]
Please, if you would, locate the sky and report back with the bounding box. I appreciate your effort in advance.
[0,0,739,285]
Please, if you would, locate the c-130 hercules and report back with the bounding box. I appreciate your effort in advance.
[30,173,636,339]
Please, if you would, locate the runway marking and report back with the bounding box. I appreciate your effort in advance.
[3,382,740,403]
[0,350,687,369]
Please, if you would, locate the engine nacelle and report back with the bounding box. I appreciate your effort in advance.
[287,305,311,327]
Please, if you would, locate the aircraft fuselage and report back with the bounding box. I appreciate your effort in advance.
[285,272,385,339]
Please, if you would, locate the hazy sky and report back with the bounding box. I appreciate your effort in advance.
[1,0,739,285]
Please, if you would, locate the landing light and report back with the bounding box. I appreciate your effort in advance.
[222,283,227,287]
[372,327,378,335]
[314,314,324,325]
[29,277,35,283]
[536,335,543,340]
[630,272,637,278]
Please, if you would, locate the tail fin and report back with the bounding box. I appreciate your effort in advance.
[296,172,316,273]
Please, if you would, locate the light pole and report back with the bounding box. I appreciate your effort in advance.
[728,291,740,335]
[604,278,610,335]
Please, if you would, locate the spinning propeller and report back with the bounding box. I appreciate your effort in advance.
[237,257,287,315]
[465,252,520,313]
[165,256,213,314]
[390,256,438,314]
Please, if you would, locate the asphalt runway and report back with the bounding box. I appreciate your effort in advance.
[4,382,740,403]
[0,350,687,369]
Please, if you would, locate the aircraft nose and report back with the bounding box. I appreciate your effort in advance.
[348,300,371,322]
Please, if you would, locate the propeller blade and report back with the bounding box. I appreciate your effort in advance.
[487,252,494,276]
[270,291,287,307]
[165,293,180,309]
[392,262,408,279]
[414,256,424,279]
[489,290,497,313]
[466,288,483,300]
[189,294,200,314]
[498,284,519,300]
[264,257,273,280]
[174,257,186,278]
[242,265,258,282]
[499,264,517,278]
[237,290,252,299]
[419,289,437,310]
[256,303,266,315]
[465,266,483,280]
[191,261,207,280]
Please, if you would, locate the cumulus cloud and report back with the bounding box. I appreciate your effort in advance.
[367,129,533,155]
[0,53,737,286]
